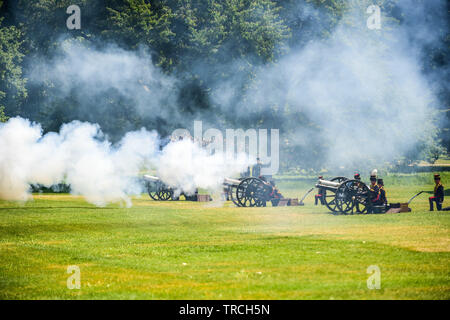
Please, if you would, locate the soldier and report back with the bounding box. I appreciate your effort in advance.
[367,174,379,213]
[369,174,379,196]
[377,178,387,206]
[429,174,444,211]
[252,158,262,178]
[315,176,326,205]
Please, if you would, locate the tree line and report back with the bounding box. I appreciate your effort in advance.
[0,0,448,172]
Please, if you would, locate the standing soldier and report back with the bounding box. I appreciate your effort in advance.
[315,176,326,205]
[252,158,262,178]
[429,174,444,211]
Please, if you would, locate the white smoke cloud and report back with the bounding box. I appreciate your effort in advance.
[0,117,252,205]
[0,117,158,206]
[155,139,251,195]
[29,41,180,124]
[211,2,440,171]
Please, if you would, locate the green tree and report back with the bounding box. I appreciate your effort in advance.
[0,7,27,118]
[103,0,175,68]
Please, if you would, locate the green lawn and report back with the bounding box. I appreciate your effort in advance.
[0,177,449,299]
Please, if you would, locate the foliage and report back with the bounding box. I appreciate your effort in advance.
[0,15,26,117]
[0,0,447,169]
[0,105,7,122]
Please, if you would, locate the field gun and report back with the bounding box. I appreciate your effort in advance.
[224,177,275,207]
[315,177,373,214]
[143,175,207,201]
[143,175,174,200]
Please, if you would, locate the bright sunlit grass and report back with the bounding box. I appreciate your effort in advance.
[0,177,449,299]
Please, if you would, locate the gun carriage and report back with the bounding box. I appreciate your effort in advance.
[224,177,274,207]
[143,175,174,200]
[144,175,279,206]
[316,177,372,214]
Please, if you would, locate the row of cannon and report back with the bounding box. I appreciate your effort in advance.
[143,175,275,207]
[143,174,382,213]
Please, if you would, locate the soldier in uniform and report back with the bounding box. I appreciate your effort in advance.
[429,174,444,211]
[252,158,262,178]
[315,176,326,205]
[369,174,379,198]
[377,178,387,206]
[367,174,379,213]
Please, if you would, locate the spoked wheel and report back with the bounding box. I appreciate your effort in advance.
[353,183,371,214]
[147,183,160,200]
[323,177,348,214]
[157,188,173,201]
[236,178,268,207]
[324,191,340,213]
[228,185,241,207]
[336,179,369,214]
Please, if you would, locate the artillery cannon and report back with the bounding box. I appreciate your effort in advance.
[224,177,275,207]
[144,174,278,206]
[316,177,372,214]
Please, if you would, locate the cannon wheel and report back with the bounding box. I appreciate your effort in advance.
[147,183,160,201]
[323,176,348,213]
[228,185,241,207]
[236,178,267,207]
[335,179,370,214]
[157,188,173,201]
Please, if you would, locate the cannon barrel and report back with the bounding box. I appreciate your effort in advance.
[223,177,241,186]
[316,179,340,189]
[143,175,160,182]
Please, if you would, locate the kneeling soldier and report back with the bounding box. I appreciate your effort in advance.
[429,174,444,211]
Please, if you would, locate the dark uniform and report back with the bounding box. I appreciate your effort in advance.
[377,178,387,206]
[367,175,379,212]
[429,174,444,211]
[315,176,325,205]
[369,175,379,201]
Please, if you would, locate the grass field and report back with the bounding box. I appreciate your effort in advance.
[0,175,449,299]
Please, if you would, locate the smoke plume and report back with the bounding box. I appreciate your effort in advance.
[0,117,251,205]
